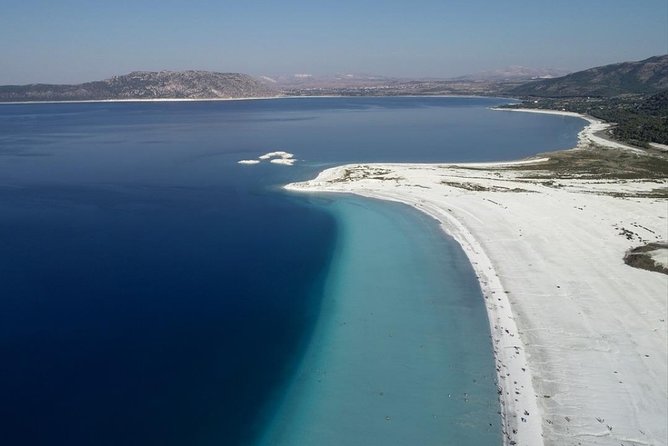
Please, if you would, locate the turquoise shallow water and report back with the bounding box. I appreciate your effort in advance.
[0,97,584,445]
[260,196,501,445]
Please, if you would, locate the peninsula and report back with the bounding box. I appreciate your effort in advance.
[285,111,668,446]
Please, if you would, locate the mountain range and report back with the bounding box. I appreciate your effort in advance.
[0,71,276,102]
[510,55,668,97]
[1,55,667,102]
[454,66,570,81]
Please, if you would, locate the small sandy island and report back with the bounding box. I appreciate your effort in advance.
[238,150,297,166]
[285,110,668,446]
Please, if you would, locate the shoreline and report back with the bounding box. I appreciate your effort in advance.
[256,197,504,445]
[284,110,668,445]
[286,173,543,445]
[0,95,288,105]
[493,107,647,154]
[0,93,511,106]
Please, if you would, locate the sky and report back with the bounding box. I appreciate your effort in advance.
[0,0,666,84]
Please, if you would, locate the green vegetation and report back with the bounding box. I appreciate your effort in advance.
[506,144,668,182]
[503,91,668,146]
[503,55,668,146]
[439,181,533,193]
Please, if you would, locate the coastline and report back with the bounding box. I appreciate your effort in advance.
[0,95,288,105]
[494,108,647,154]
[0,93,506,106]
[284,111,668,445]
[257,197,503,445]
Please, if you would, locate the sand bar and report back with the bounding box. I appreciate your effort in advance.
[285,113,668,445]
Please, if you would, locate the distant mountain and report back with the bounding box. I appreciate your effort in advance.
[510,55,668,97]
[0,71,277,102]
[257,73,398,89]
[454,66,570,81]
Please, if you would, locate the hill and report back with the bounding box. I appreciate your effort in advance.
[510,55,668,97]
[454,65,570,82]
[0,71,277,102]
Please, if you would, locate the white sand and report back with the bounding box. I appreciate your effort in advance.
[269,158,296,166]
[650,143,668,152]
[496,108,647,154]
[238,150,297,166]
[649,248,668,270]
[285,114,668,446]
[258,151,294,161]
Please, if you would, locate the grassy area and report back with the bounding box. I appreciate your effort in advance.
[501,91,668,147]
[507,145,668,181]
[452,143,668,197]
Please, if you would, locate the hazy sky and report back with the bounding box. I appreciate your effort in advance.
[1,0,666,84]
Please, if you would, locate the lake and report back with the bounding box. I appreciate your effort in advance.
[0,97,584,445]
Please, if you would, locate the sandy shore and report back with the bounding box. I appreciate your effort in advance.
[285,113,668,445]
[495,108,648,154]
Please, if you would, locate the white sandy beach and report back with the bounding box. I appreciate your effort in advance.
[497,108,648,154]
[285,112,668,446]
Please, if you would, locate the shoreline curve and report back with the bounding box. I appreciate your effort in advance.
[284,110,668,446]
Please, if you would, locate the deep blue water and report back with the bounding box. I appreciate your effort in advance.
[0,97,584,445]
